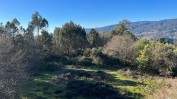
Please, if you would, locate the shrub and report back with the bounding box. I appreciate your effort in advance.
[77,56,93,66]
[90,47,103,56]
[135,40,177,75]
[83,49,91,57]
[92,56,104,65]
[104,35,134,64]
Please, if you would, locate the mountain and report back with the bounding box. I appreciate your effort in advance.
[86,18,177,39]
[85,24,116,33]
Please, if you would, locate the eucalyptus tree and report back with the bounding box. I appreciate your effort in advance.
[5,18,20,46]
[40,30,52,53]
[31,12,48,37]
[24,23,34,46]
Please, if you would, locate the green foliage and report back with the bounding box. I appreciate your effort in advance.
[133,38,149,51]
[5,18,20,45]
[137,77,164,95]
[53,21,87,55]
[110,20,136,40]
[31,11,48,37]
[40,30,52,53]
[91,48,103,56]
[83,48,103,57]
[24,24,34,45]
[24,63,157,99]
[135,39,177,74]
[173,48,177,55]
[3,12,177,99]
[87,29,99,47]
[132,38,149,62]
[88,48,120,66]
[53,27,61,49]
[85,48,104,65]
[151,42,177,73]
[83,49,92,57]
[136,44,151,70]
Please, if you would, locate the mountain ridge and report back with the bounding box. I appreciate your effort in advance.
[86,18,177,39]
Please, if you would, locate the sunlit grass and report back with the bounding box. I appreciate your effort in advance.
[23,62,163,98]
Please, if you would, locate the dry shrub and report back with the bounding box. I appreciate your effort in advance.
[104,35,134,63]
[0,42,27,98]
[0,36,42,98]
[147,78,177,99]
[0,36,13,52]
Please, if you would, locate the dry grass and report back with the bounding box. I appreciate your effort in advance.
[147,78,177,99]
[117,68,177,99]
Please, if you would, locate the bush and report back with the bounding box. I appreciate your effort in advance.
[92,56,104,65]
[82,47,122,67]
[77,56,93,66]
[90,47,103,56]
[135,40,177,75]
[104,36,134,64]
[83,49,91,57]
[83,48,105,66]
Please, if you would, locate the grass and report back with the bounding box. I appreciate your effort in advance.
[22,73,65,99]
[22,59,164,99]
[146,78,177,99]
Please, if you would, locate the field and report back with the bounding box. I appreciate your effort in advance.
[22,58,166,99]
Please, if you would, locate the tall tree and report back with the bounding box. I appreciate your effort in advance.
[53,21,87,54]
[11,18,20,37]
[24,23,34,46]
[40,30,52,53]
[31,12,48,37]
[110,20,136,40]
[5,21,11,37]
[5,18,20,45]
[87,29,99,47]
[53,27,62,51]
[136,44,151,70]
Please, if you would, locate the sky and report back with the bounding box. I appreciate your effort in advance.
[1,0,177,32]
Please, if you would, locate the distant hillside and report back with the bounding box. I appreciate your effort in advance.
[85,24,116,33]
[86,18,177,39]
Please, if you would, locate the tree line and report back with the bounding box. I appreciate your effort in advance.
[1,12,177,76]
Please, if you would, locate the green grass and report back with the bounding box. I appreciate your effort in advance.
[23,73,65,98]
[22,61,163,99]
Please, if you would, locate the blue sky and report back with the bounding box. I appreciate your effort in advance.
[1,0,177,32]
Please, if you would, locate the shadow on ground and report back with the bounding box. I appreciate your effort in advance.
[23,56,144,99]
